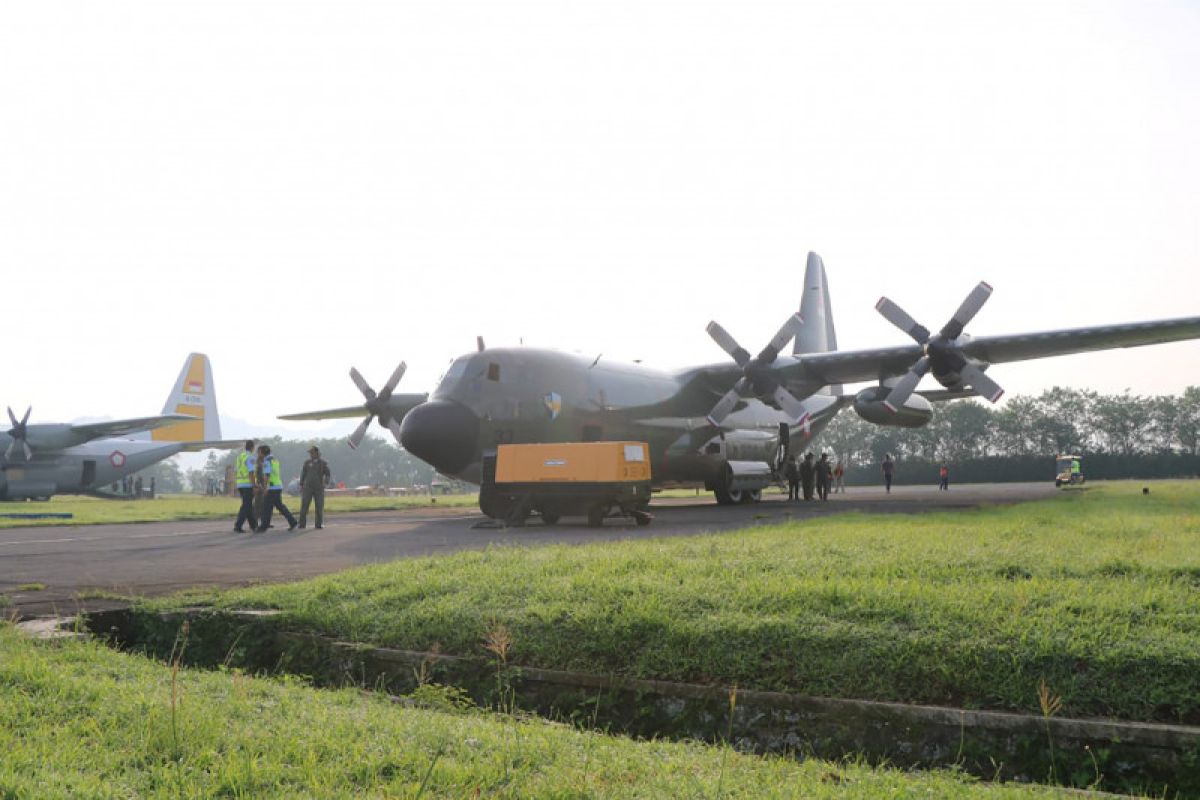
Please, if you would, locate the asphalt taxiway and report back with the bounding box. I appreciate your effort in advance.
[2,482,1055,616]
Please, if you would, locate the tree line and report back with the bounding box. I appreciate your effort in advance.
[140,386,1200,493]
[141,435,452,494]
[817,386,1200,484]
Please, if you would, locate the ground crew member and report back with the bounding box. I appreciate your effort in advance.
[799,452,816,501]
[833,459,846,493]
[882,453,895,494]
[252,445,269,530]
[939,463,950,490]
[299,445,331,529]
[785,456,800,501]
[1071,458,1081,483]
[233,440,257,533]
[257,445,298,532]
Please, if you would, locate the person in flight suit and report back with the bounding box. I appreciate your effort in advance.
[799,452,816,501]
[298,445,331,529]
[785,456,801,501]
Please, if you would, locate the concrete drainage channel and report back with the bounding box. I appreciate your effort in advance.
[24,607,1200,795]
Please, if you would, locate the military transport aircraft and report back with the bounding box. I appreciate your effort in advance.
[281,253,1200,513]
[0,353,232,500]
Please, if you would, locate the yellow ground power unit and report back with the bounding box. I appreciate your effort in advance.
[480,441,653,527]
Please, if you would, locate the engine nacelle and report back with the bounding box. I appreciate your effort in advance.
[853,386,934,428]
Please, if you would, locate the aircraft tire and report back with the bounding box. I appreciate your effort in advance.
[740,488,762,504]
[541,512,561,525]
[713,487,743,505]
[587,506,606,527]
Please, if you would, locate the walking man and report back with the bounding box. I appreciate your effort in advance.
[233,440,257,533]
[299,445,331,529]
[882,453,895,494]
[939,463,950,491]
[257,445,297,532]
[833,459,846,493]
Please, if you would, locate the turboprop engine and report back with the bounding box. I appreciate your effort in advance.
[853,386,933,428]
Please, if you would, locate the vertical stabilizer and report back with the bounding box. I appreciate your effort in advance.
[152,353,222,441]
[794,252,842,394]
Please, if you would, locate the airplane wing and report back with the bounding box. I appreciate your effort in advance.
[70,414,199,441]
[776,315,1200,387]
[178,440,244,452]
[278,393,429,421]
[278,405,368,421]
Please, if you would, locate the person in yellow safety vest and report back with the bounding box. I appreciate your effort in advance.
[256,445,298,532]
[233,440,257,533]
[1071,458,1081,482]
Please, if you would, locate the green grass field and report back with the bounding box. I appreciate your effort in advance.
[151,481,1200,723]
[0,492,478,528]
[0,625,1074,799]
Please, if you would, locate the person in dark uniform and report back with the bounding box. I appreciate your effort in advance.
[799,452,816,501]
[882,453,895,494]
[785,456,800,501]
[817,452,833,501]
[299,445,331,529]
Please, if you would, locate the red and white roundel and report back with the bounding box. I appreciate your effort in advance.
[109,450,127,468]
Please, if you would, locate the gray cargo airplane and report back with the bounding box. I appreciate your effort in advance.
[1,353,231,500]
[282,253,1200,515]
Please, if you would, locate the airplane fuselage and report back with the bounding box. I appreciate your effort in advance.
[0,437,189,500]
[398,347,840,490]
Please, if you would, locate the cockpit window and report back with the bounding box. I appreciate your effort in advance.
[487,362,501,382]
[433,356,473,397]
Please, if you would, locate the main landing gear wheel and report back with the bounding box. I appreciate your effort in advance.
[541,512,561,525]
[713,486,762,505]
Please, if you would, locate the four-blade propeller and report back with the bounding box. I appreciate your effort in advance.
[346,362,407,449]
[874,281,1004,413]
[705,313,811,428]
[5,406,33,461]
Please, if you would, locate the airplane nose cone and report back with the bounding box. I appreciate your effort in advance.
[399,400,480,475]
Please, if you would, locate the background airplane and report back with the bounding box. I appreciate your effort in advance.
[282,254,1200,513]
[0,353,233,501]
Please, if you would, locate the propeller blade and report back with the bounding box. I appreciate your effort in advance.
[349,367,375,400]
[705,322,751,367]
[385,417,404,446]
[882,356,931,413]
[379,361,407,397]
[20,406,30,426]
[347,415,374,449]
[706,378,750,427]
[4,441,15,461]
[757,312,805,363]
[771,384,810,425]
[875,297,931,344]
[6,406,17,429]
[21,440,32,461]
[941,281,993,340]
[960,363,1005,403]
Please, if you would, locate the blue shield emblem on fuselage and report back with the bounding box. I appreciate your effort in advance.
[543,392,562,420]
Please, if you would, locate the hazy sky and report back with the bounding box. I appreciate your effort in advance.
[2,0,1197,438]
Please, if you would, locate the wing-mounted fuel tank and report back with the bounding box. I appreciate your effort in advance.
[853,386,933,428]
